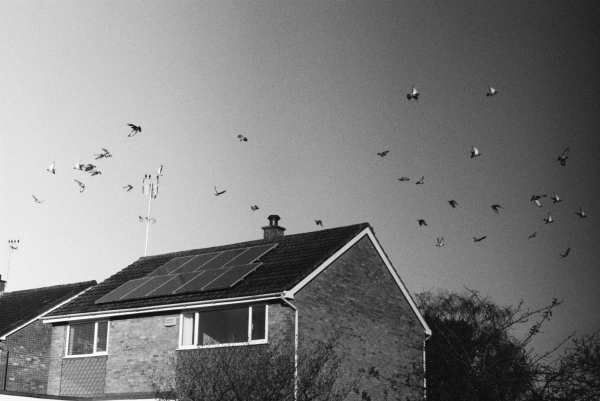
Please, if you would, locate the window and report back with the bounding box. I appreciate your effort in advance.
[179,305,267,348]
[66,321,109,356]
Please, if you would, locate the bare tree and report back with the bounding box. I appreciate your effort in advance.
[151,335,357,401]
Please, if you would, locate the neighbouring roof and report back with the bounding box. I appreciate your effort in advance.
[47,223,371,317]
[0,280,97,338]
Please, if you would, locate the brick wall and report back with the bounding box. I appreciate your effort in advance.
[46,324,65,395]
[295,235,426,401]
[0,319,52,394]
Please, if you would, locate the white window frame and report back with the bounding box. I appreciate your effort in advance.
[64,320,109,358]
[178,305,268,350]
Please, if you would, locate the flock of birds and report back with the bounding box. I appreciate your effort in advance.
[376,86,586,258]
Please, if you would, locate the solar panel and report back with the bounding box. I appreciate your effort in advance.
[146,272,202,297]
[120,275,175,300]
[194,249,247,271]
[146,256,196,277]
[175,267,230,294]
[170,252,220,274]
[95,277,152,304]
[201,263,262,291]
[223,245,276,267]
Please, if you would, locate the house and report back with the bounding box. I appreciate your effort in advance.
[42,216,431,400]
[0,276,96,395]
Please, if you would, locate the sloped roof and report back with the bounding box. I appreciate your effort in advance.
[0,280,96,337]
[47,223,371,317]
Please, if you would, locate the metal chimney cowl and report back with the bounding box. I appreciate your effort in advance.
[262,215,286,240]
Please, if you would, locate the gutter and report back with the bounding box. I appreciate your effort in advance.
[280,292,298,401]
[43,293,285,324]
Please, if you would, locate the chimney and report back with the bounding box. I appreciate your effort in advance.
[0,275,6,295]
[262,215,286,240]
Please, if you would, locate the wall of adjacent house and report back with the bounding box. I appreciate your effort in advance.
[0,320,52,394]
[294,235,426,401]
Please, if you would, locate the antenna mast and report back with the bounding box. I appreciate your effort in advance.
[7,239,19,284]
[141,171,160,256]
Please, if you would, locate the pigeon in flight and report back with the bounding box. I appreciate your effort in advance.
[32,195,43,203]
[448,200,458,208]
[94,148,112,159]
[550,193,562,203]
[237,135,248,142]
[543,213,553,224]
[471,146,481,158]
[74,179,85,193]
[250,205,259,211]
[128,124,141,137]
[531,195,546,207]
[491,204,502,214]
[74,160,83,170]
[89,170,102,176]
[436,237,444,247]
[528,232,537,239]
[474,236,487,242]
[407,86,419,101]
[417,219,427,226]
[398,177,410,182]
[315,220,323,227]
[486,87,498,97]
[557,148,569,166]
[214,186,226,196]
[123,184,133,192]
[575,208,587,218]
[377,150,389,157]
[559,248,571,258]
[416,176,425,185]
[83,164,96,172]
[47,162,56,174]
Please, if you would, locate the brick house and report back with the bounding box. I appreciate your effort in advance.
[43,216,431,400]
[0,277,96,395]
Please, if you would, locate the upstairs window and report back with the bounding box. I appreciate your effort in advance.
[179,305,267,348]
[66,321,109,356]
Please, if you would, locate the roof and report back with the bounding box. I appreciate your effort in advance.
[0,280,97,338]
[47,223,371,317]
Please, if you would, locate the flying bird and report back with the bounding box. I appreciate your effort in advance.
[237,135,248,142]
[528,232,537,239]
[74,160,83,170]
[377,150,389,157]
[543,213,553,224]
[214,186,226,196]
[531,195,546,207]
[557,147,569,166]
[250,205,259,211]
[416,176,425,185]
[474,236,487,242]
[123,184,133,192]
[407,86,419,101]
[550,193,562,203]
[436,237,444,247]
[491,204,502,214]
[315,220,323,227]
[559,248,571,258]
[448,200,458,208]
[398,177,410,182]
[575,208,587,218]
[417,219,427,226]
[127,124,141,137]
[89,170,102,176]
[471,146,481,158]
[487,87,498,97]
[83,164,96,172]
[74,179,85,193]
[47,162,55,174]
[94,148,112,159]
[32,195,43,203]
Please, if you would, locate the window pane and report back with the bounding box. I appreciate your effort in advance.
[198,308,248,345]
[96,321,108,352]
[251,305,266,341]
[181,313,195,346]
[68,322,95,355]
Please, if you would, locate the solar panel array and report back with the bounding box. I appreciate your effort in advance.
[95,244,276,304]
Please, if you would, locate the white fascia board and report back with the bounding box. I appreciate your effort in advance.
[1,286,94,341]
[42,293,283,324]
[286,227,432,336]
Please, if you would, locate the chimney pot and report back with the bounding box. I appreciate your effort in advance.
[262,215,285,240]
[0,274,6,295]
